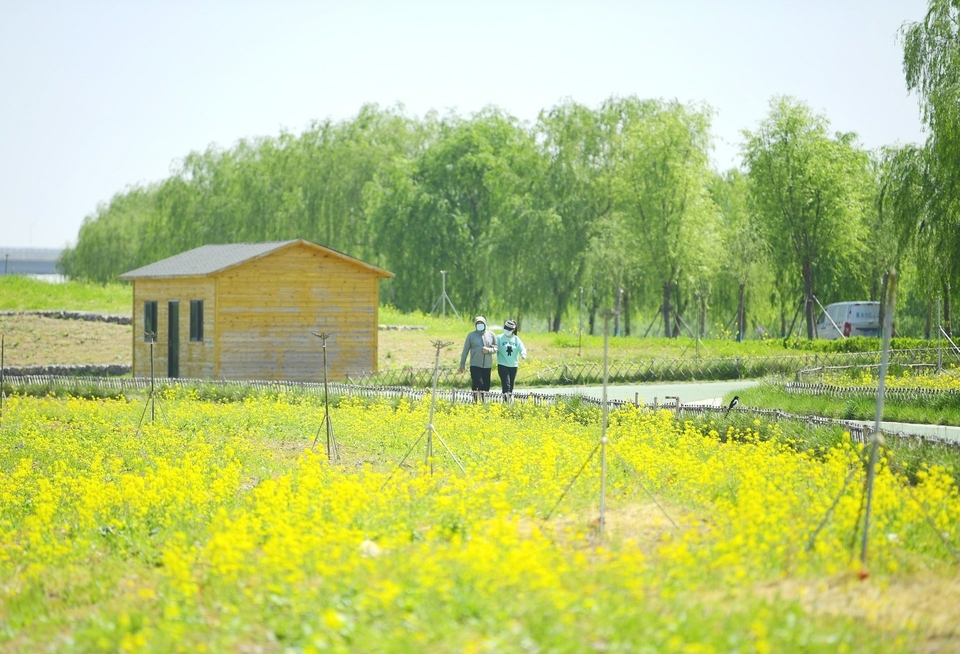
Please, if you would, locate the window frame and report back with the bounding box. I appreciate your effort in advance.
[143,300,158,342]
[189,299,204,342]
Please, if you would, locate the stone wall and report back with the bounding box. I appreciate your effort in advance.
[0,310,131,324]
[1,363,131,376]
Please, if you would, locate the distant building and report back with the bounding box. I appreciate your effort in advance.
[1,248,62,277]
[118,240,393,382]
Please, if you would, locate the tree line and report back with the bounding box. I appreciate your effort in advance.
[61,2,960,339]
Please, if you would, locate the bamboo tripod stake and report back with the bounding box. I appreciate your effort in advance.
[860,269,897,577]
[134,332,169,436]
[381,340,465,489]
[311,331,339,463]
[544,290,679,538]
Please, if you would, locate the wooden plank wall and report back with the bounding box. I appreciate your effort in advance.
[214,243,380,382]
[131,278,216,378]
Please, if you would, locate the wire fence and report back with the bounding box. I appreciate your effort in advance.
[349,347,957,387]
[3,373,958,450]
[784,381,960,401]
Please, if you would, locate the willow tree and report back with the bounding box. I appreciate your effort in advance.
[710,169,768,340]
[526,101,614,331]
[742,96,872,339]
[65,104,419,283]
[370,109,541,314]
[61,187,162,283]
[902,0,960,321]
[609,98,718,338]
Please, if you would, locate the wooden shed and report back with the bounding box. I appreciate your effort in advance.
[118,240,393,382]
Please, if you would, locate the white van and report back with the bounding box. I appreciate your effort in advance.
[816,301,881,340]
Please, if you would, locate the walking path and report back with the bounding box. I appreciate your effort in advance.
[534,380,760,405]
[534,380,960,443]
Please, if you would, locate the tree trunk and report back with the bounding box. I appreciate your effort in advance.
[612,288,624,336]
[803,262,815,340]
[925,301,932,340]
[737,283,746,342]
[589,293,600,336]
[944,282,953,337]
[698,293,707,338]
[878,272,889,338]
[674,290,687,338]
[662,282,673,339]
[623,290,631,336]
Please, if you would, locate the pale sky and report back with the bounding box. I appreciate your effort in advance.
[0,0,930,249]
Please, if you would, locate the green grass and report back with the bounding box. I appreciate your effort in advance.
[0,276,130,313]
[734,382,960,427]
[379,303,828,364]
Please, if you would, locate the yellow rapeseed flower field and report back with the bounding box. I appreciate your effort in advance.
[1,390,957,652]
[823,367,960,392]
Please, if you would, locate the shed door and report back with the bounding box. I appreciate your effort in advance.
[168,301,180,378]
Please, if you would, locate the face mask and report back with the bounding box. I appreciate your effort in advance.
[476,324,485,332]
[504,329,513,336]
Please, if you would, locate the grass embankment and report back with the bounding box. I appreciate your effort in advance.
[735,369,960,427]
[737,383,960,426]
[0,276,130,313]
[2,390,958,651]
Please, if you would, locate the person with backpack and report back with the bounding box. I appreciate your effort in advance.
[495,319,527,401]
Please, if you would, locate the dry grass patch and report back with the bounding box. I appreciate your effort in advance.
[0,314,130,366]
[755,573,960,652]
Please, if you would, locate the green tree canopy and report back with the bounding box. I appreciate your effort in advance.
[609,98,718,338]
[742,96,873,339]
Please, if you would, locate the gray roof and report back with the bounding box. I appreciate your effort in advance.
[118,240,393,280]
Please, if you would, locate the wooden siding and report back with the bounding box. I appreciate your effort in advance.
[213,242,380,382]
[130,278,216,379]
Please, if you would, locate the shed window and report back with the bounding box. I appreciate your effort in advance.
[144,301,158,342]
[190,300,204,342]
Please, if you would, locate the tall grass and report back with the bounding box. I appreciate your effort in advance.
[736,382,960,426]
[0,276,130,313]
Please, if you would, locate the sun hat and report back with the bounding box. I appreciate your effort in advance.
[474,316,486,324]
[504,319,517,331]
